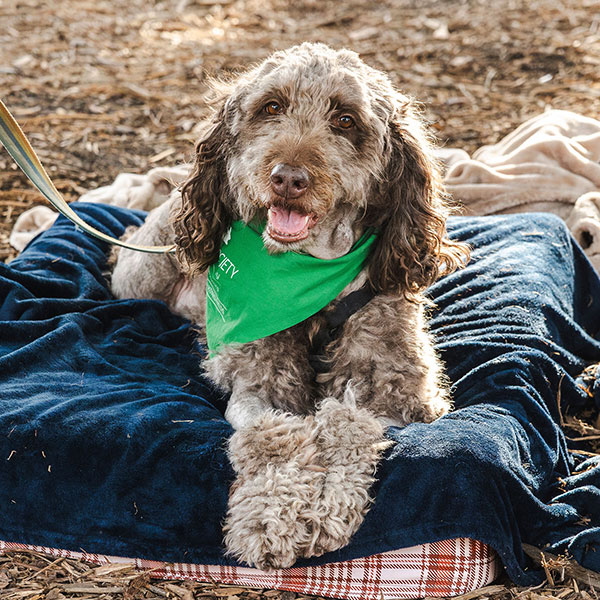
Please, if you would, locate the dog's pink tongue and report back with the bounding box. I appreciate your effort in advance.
[268,207,310,234]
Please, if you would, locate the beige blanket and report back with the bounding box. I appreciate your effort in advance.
[439,109,600,271]
[10,110,600,272]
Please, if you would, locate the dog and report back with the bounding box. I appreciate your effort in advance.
[110,42,469,570]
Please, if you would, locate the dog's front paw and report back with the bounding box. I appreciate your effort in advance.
[224,410,325,570]
[224,461,324,569]
[223,398,391,568]
[307,393,391,557]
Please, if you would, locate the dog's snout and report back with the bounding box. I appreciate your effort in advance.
[270,164,310,199]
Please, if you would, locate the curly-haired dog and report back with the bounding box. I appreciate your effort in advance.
[110,42,469,570]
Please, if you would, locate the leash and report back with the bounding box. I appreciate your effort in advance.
[0,99,175,254]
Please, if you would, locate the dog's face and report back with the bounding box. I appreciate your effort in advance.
[175,43,468,295]
[224,44,391,258]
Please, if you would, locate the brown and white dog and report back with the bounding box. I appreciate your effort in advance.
[111,42,469,570]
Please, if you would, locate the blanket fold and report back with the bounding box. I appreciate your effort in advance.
[0,203,599,586]
[441,109,600,272]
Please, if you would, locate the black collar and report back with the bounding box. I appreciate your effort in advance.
[308,283,376,375]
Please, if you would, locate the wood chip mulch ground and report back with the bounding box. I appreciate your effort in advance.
[1,0,600,598]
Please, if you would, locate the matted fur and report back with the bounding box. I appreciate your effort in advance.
[110,42,469,570]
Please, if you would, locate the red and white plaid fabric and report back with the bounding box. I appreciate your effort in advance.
[0,537,500,599]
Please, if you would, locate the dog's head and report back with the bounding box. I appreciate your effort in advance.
[174,42,468,297]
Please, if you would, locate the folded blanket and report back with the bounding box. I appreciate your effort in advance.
[441,109,600,272]
[0,203,599,587]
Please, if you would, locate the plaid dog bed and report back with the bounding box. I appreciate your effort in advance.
[0,538,500,599]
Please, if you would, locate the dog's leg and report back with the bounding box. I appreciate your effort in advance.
[302,295,449,556]
[305,388,390,558]
[204,327,316,429]
[223,410,327,570]
[110,195,207,324]
[222,387,389,566]
[323,294,451,426]
[208,331,334,570]
[222,408,329,570]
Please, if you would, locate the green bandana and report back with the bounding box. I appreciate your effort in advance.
[206,221,378,353]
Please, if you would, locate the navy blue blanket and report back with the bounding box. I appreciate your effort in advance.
[0,203,599,585]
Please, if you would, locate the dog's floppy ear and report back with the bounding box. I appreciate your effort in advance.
[367,103,469,298]
[173,102,232,276]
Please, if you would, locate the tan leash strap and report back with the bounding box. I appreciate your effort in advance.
[0,99,175,254]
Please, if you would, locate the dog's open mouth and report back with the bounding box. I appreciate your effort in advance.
[266,206,318,243]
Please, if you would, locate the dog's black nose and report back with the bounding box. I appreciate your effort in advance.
[270,163,309,199]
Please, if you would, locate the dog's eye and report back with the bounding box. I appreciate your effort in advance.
[334,114,355,129]
[264,101,284,116]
